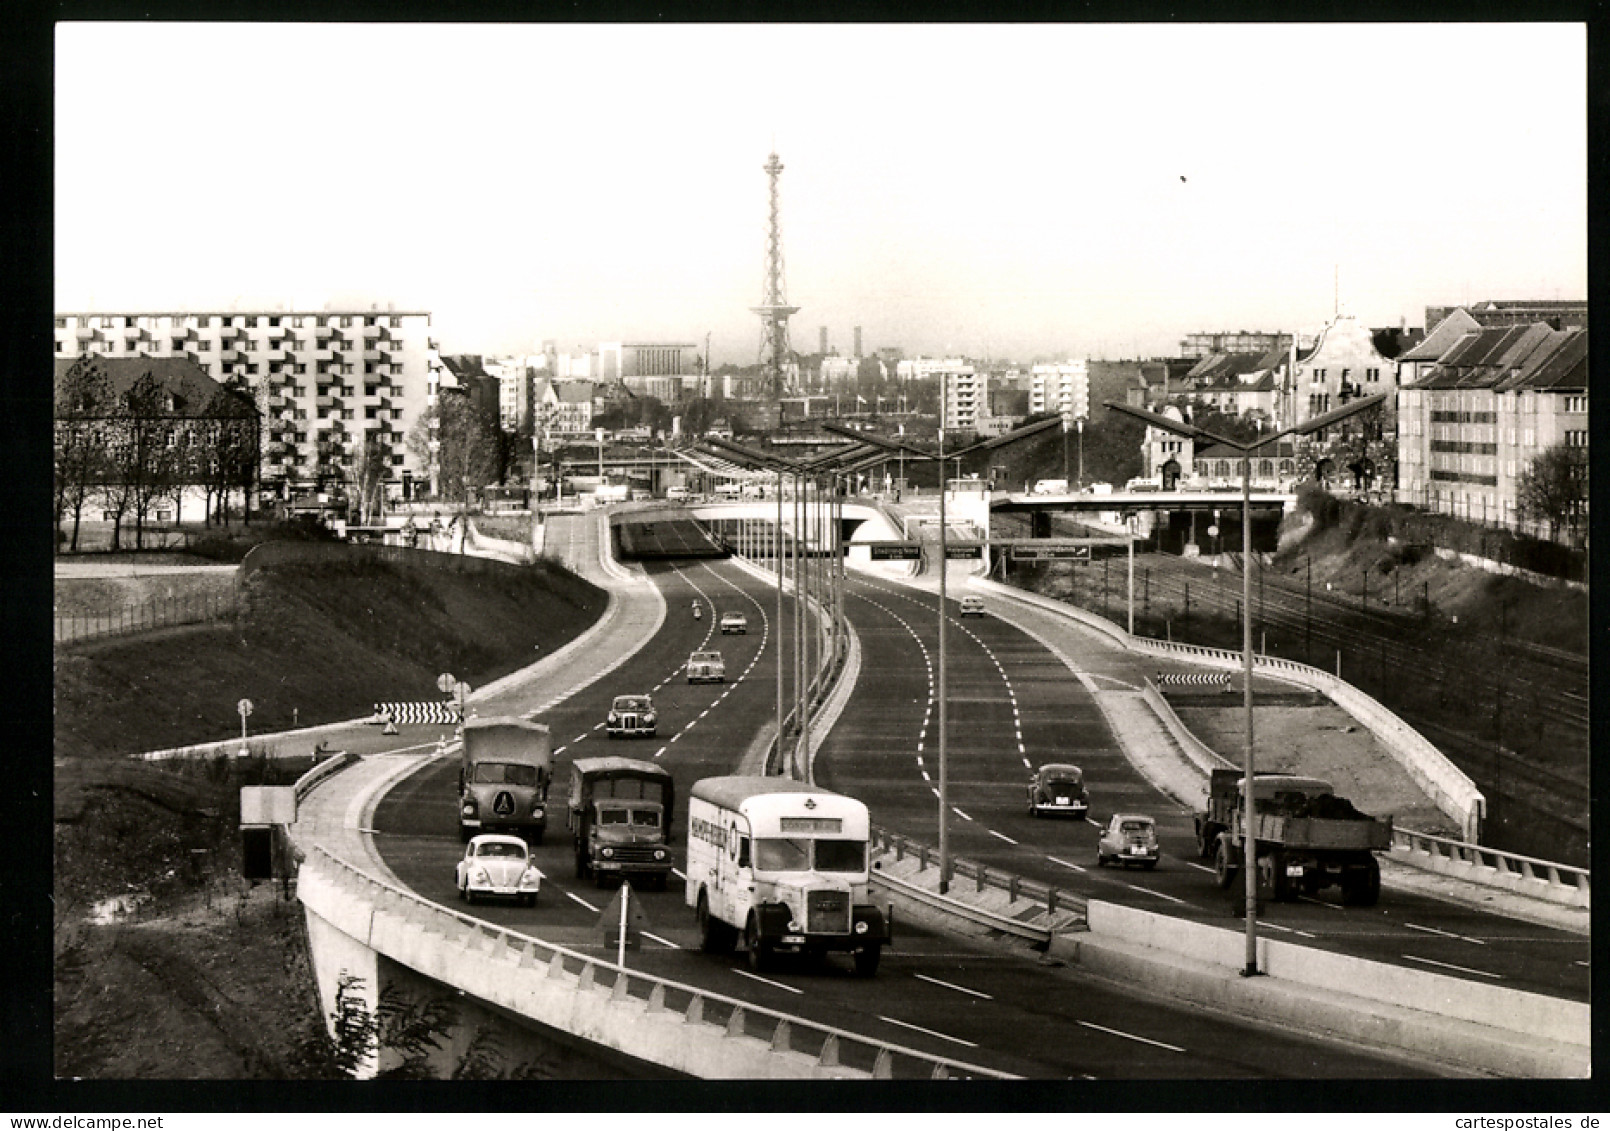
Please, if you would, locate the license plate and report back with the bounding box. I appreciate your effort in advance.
[1056,797,1070,805]
[1286,864,1305,877]
[781,934,806,945]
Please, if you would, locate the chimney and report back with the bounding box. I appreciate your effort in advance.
[854,326,863,358]
[819,326,828,355]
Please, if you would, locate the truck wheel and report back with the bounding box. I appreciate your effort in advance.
[1214,839,1238,889]
[854,944,882,977]
[697,891,735,954]
[1341,858,1381,907]
[1264,852,1294,902]
[745,915,772,973]
[1196,824,1219,860]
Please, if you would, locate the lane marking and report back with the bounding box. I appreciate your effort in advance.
[1077,1020,1185,1052]
[1185,862,1216,875]
[952,807,973,822]
[641,931,680,949]
[988,830,1018,845]
[734,969,804,994]
[566,892,600,913]
[914,973,994,1000]
[1046,856,1087,874]
[1125,884,1187,905]
[671,867,686,880]
[877,1015,979,1049]
[1405,921,1486,945]
[654,746,667,758]
[1403,954,1503,979]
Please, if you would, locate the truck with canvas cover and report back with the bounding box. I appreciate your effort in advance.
[458,716,553,845]
[567,756,675,888]
[685,775,891,976]
[1194,769,1392,905]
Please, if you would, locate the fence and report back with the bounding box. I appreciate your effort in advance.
[870,826,1086,924]
[55,588,238,645]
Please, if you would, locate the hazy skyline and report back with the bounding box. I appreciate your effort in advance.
[55,22,1587,367]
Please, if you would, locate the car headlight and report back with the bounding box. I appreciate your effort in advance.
[643,714,656,725]
[601,847,615,858]
[607,712,619,724]
[653,848,667,860]
[461,801,476,816]
[854,920,870,934]
[531,804,544,818]
[788,918,803,932]
[472,868,490,885]
[520,868,541,886]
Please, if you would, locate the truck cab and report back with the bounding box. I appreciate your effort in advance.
[458,716,553,845]
[568,756,675,889]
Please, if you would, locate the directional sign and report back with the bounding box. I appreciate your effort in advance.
[436,672,457,695]
[237,698,254,718]
[869,542,923,561]
[944,543,983,560]
[1011,544,1092,561]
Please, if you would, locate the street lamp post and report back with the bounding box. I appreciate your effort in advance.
[1104,394,1387,976]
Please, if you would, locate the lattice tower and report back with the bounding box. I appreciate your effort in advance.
[750,151,800,402]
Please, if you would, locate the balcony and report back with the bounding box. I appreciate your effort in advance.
[363,349,383,363]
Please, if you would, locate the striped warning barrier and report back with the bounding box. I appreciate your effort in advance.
[371,701,462,725]
[1157,672,1233,691]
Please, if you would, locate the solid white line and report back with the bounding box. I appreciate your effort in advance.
[1125,884,1187,905]
[914,973,994,1000]
[671,867,686,880]
[1405,921,1486,945]
[1404,954,1503,979]
[952,807,973,821]
[641,931,680,949]
[1078,1020,1185,1053]
[877,1015,979,1049]
[1046,856,1087,874]
[734,969,803,994]
[566,892,600,913]
[1185,862,1216,875]
[988,830,1018,845]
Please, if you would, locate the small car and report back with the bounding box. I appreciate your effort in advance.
[606,694,658,738]
[686,650,726,683]
[720,611,749,635]
[1027,763,1089,819]
[959,595,986,617]
[1096,814,1160,869]
[455,834,542,906]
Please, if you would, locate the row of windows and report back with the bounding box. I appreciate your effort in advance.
[1430,469,1498,486]
[1565,429,1589,447]
[1429,440,1498,455]
[1429,410,1497,424]
[1562,395,1589,413]
[58,314,409,330]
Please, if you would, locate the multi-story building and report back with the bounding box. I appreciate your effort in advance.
[1028,362,1089,425]
[1423,299,1587,332]
[599,342,699,386]
[1178,330,1294,359]
[1397,323,1587,538]
[1396,309,1482,388]
[54,308,433,500]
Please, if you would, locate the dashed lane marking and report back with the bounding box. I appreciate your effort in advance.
[1405,921,1486,945]
[877,1016,978,1049]
[735,970,803,995]
[1124,884,1187,905]
[566,892,601,913]
[914,973,993,1000]
[988,830,1018,845]
[1404,954,1502,978]
[641,932,680,949]
[1077,1020,1185,1053]
[1047,856,1087,874]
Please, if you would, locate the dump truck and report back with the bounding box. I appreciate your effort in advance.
[567,756,676,889]
[458,716,553,845]
[1193,769,1392,906]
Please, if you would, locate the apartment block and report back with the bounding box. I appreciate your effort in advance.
[55,308,433,499]
[1397,323,1587,537]
[1028,362,1090,424]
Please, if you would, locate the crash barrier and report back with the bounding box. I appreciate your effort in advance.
[971,576,1488,846]
[1139,678,1231,779]
[369,701,461,726]
[465,520,536,565]
[293,750,360,802]
[869,826,1087,931]
[1392,828,1590,909]
[297,845,1016,1080]
[1078,899,1589,1077]
[1155,671,1232,690]
[55,587,238,645]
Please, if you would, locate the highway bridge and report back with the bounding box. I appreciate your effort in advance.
[280,503,1588,1081]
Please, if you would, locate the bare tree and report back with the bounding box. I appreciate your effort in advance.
[344,431,391,525]
[54,359,115,551]
[1516,441,1588,545]
[406,392,497,516]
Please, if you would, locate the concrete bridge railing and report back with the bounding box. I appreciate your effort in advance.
[296,845,1016,1080]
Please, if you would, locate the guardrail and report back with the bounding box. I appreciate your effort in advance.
[293,750,360,802]
[870,826,1086,929]
[1392,828,1590,909]
[300,845,1016,1080]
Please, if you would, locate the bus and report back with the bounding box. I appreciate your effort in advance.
[684,776,891,976]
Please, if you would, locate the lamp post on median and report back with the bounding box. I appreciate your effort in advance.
[1104,394,1388,976]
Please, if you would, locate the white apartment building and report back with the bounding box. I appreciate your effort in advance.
[1029,361,1090,424]
[895,357,987,431]
[54,308,434,500]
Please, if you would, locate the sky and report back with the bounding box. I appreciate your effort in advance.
[54,22,1588,367]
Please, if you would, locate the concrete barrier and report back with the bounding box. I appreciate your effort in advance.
[1074,899,1588,1077]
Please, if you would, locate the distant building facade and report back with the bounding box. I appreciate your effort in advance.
[1423,299,1587,332]
[54,308,433,499]
[1028,362,1089,424]
[1179,330,1294,359]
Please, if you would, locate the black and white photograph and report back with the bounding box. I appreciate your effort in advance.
[27,14,1595,1113]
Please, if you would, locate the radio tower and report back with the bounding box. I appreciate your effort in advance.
[751,151,800,402]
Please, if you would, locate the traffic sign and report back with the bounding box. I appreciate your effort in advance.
[1011,545,1092,561]
[436,672,457,694]
[944,543,983,560]
[869,542,923,561]
[237,698,253,718]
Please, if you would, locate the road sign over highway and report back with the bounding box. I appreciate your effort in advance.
[869,542,923,561]
[944,543,983,559]
[1011,544,1092,561]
